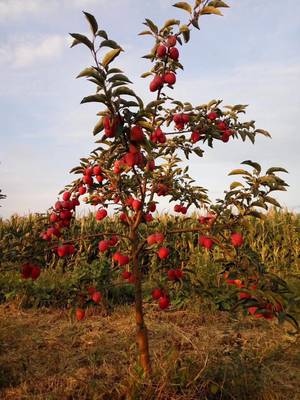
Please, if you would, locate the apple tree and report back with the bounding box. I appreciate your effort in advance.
[35,1,297,375]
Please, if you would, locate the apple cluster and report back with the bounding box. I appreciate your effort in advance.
[20,263,41,280]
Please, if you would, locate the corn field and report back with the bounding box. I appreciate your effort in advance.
[1,209,299,275]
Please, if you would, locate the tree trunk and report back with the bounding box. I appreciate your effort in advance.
[132,236,151,375]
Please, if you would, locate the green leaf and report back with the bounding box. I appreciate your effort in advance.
[266,167,288,175]
[201,6,223,15]
[108,74,132,83]
[69,33,93,50]
[145,99,165,109]
[100,39,120,49]
[119,100,140,108]
[241,160,261,174]
[97,30,108,40]
[248,210,266,219]
[191,18,200,29]
[113,86,143,108]
[193,147,204,157]
[80,94,107,104]
[264,196,281,208]
[102,48,122,67]
[107,68,123,74]
[93,118,104,135]
[144,19,158,34]
[246,132,255,144]
[255,128,271,138]
[70,166,84,174]
[76,67,104,84]
[173,2,192,14]
[113,86,136,97]
[70,38,80,48]
[110,81,128,89]
[228,169,251,176]
[251,200,268,209]
[83,11,98,35]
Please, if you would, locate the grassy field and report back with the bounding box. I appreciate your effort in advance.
[0,302,299,400]
[0,210,299,399]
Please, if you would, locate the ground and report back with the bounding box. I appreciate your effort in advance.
[0,303,299,400]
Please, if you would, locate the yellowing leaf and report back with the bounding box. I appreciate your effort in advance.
[102,48,122,67]
[208,0,229,8]
[136,120,154,131]
[201,6,223,15]
[173,2,192,14]
[163,19,180,28]
[230,182,244,190]
[228,169,251,176]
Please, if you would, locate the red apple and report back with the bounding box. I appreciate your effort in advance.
[76,308,85,321]
[122,270,132,280]
[67,244,75,255]
[231,232,244,247]
[152,288,163,300]
[149,75,164,92]
[164,72,176,85]
[167,269,176,281]
[167,35,177,47]
[87,286,96,295]
[132,199,142,211]
[156,44,167,58]
[130,126,145,142]
[92,291,102,304]
[98,240,110,253]
[169,47,179,61]
[191,131,201,143]
[148,202,156,212]
[175,269,183,279]
[159,296,170,310]
[83,175,93,185]
[118,255,130,266]
[154,233,165,244]
[217,121,227,131]
[20,263,33,279]
[158,247,170,259]
[96,209,107,221]
[147,234,157,246]
[84,167,93,176]
[93,165,102,175]
[199,235,214,250]
[62,191,71,201]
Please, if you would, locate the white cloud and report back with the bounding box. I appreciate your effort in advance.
[0,0,108,21]
[0,35,67,68]
[0,0,44,20]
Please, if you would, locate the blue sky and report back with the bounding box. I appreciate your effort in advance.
[0,0,299,218]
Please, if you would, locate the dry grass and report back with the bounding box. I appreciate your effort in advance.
[0,303,299,400]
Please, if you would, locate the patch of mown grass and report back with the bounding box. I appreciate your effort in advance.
[0,303,299,399]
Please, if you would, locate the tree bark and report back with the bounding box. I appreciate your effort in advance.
[132,234,151,375]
